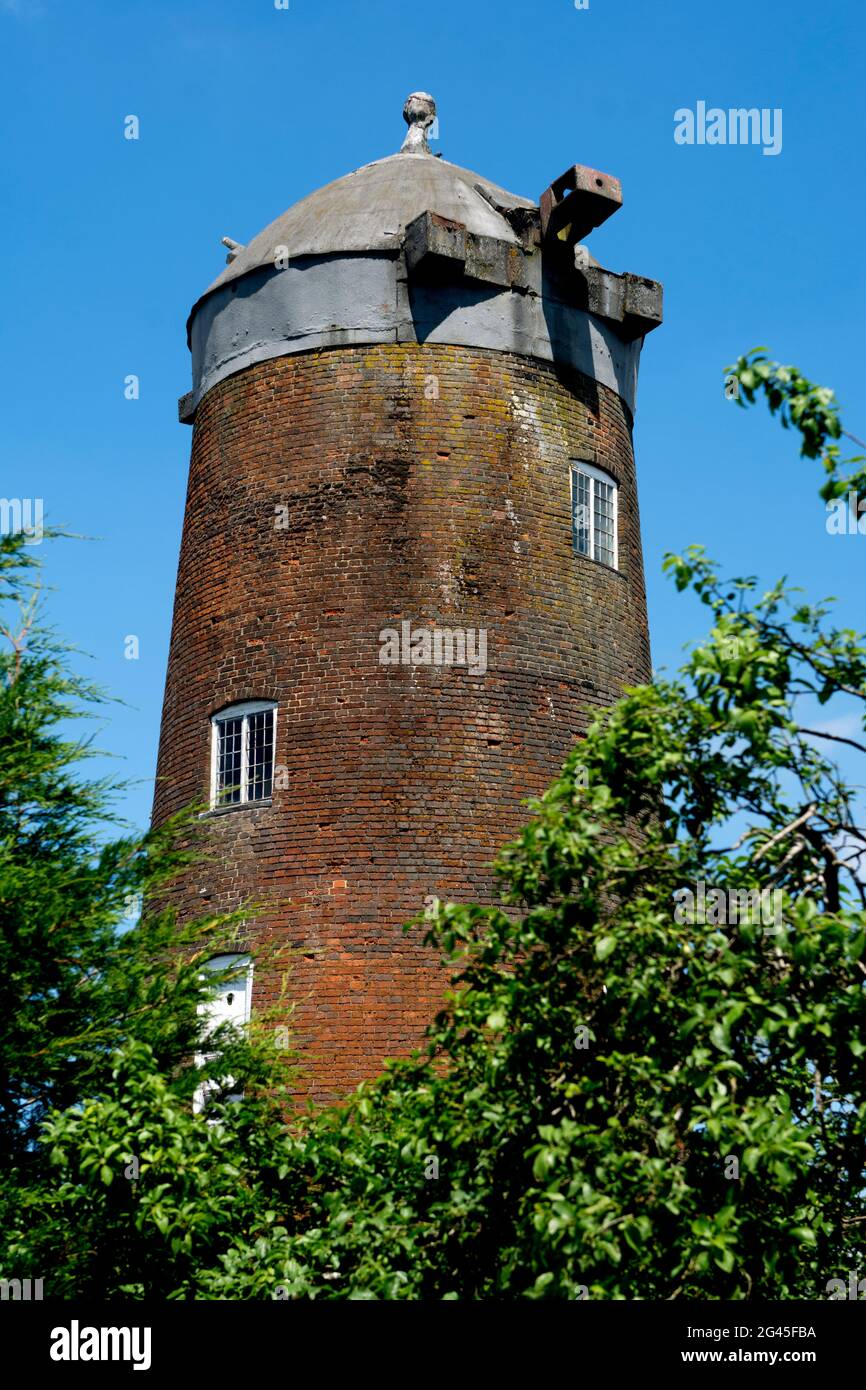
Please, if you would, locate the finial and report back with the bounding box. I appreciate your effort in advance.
[400,92,436,154]
[222,236,245,264]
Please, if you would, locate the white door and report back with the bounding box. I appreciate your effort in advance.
[193,955,253,1114]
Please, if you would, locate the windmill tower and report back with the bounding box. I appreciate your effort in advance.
[152,94,662,1103]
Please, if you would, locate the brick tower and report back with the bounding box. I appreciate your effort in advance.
[153,94,662,1104]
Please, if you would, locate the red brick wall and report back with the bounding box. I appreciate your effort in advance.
[153,343,650,1105]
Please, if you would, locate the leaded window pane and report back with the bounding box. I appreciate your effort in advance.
[212,704,276,808]
[216,716,243,804]
[571,464,617,570]
[247,708,274,801]
[593,478,615,566]
[573,471,591,556]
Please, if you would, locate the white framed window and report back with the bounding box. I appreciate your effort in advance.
[210,700,276,809]
[570,461,618,569]
[193,953,253,1115]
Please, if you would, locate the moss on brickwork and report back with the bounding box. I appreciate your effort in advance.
[153,343,650,1104]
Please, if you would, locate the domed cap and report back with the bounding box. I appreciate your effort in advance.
[180,94,663,424]
[199,151,535,304]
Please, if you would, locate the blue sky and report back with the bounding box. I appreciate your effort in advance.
[2,0,864,833]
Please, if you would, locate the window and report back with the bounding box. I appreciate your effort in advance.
[193,954,253,1115]
[210,700,276,808]
[570,461,618,569]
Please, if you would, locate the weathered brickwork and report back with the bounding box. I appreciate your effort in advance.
[152,342,650,1104]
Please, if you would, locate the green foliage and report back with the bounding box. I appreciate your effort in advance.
[2,358,865,1300]
[0,531,293,1268]
[5,1040,289,1299]
[727,348,866,501]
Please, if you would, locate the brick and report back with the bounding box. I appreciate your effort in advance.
[152,343,650,1106]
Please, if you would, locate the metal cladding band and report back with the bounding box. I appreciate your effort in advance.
[179,149,662,424]
[186,251,644,419]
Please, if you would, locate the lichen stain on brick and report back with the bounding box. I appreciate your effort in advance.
[154,341,650,1105]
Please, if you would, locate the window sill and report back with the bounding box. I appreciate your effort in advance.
[200,798,273,819]
[571,551,626,579]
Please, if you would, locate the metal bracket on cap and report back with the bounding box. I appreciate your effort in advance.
[539,165,622,247]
